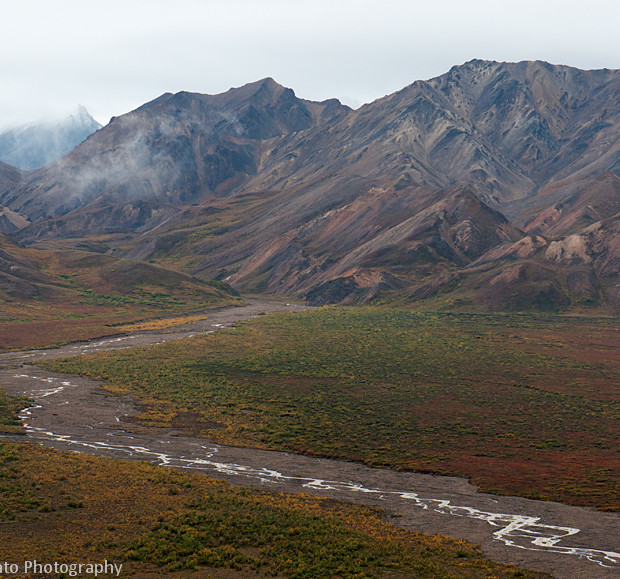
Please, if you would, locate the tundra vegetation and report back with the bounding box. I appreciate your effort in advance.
[0,397,546,578]
[45,307,620,511]
[0,238,241,351]
[0,306,221,352]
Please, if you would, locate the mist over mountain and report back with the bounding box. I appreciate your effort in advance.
[0,80,349,224]
[1,61,618,311]
[0,106,101,170]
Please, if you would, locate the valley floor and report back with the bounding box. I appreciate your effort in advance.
[0,300,618,577]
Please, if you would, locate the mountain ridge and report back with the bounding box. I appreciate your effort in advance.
[1,61,618,311]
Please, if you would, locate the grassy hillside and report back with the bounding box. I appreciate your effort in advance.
[0,235,241,350]
[45,307,620,510]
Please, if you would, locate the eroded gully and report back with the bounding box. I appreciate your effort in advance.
[0,300,618,578]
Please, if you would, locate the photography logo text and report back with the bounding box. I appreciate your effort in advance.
[0,560,122,577]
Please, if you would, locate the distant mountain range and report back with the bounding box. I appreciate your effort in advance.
[0,61,618,312]
[0,106,101,170]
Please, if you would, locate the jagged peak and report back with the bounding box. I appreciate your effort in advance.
[254,77,285,91]
[219,77,292,104]
[147,78,294,109]
[444,59,618,81]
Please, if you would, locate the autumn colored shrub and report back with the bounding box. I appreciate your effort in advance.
[0,442,547,578]
[45,307,620,510]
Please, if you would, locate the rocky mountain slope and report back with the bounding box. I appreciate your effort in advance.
[0,161,22,192]
[0,106,101,170]
[1,81,348,228]
[1,61,618,311]
[0,163,26,234]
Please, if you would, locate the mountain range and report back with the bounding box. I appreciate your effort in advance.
[0,60,618,312]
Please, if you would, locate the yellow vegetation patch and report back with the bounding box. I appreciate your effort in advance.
[112,314,208,333]
[0,442,548,578]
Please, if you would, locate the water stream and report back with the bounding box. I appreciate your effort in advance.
[13,372,620,570]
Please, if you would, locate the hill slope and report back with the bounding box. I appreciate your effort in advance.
[0,233,240,350]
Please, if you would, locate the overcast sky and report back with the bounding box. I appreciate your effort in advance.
[2,0,619,127]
